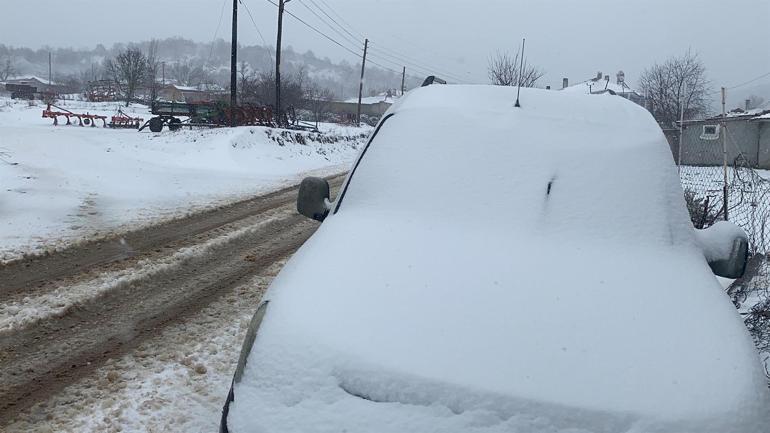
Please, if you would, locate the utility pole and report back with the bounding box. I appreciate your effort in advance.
[356,38,369,126]
[230,0,238,127]
[401,66,406,96]
[48,52,52,86]
[721,87,728,221]
[162,61,166,86]
[276,0,290,125]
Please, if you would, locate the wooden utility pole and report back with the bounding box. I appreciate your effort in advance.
[48,52,52,86]
[276,0,290,125]
[356,38,369,126]
[230,0,238,127]
[401,66,406,96]
[162,61,166,86]
[721,86,728,220]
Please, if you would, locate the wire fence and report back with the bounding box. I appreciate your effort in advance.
[678,123,770,380]
[678,126,770,255]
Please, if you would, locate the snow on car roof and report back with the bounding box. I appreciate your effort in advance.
[229,85,770,433]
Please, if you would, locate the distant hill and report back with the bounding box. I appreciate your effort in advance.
[0,37,423,100]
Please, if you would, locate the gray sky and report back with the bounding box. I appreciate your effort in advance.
[2,0,769,105]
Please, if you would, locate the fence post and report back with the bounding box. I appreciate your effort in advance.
[722,87,729,221]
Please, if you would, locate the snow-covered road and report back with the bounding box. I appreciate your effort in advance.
[0,97,369,262]
[0,176,345,430]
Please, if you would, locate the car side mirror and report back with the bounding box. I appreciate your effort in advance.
[694,221,749,279]
[297,177,330,221]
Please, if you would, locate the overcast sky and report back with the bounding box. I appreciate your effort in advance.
[2,0,769,104]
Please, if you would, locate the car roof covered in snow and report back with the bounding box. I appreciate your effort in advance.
[228,85,769,433]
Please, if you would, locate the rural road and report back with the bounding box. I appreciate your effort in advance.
[0,175,345,428]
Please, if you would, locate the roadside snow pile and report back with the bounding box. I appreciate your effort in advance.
[0,98,370,261]
[228,85,770,432]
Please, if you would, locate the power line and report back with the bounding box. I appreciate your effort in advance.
[304,0,468,82]
[313,0,366,40]
[206,0,230,66]
[727,71,770,90]
[367,47,466,83]
[262,0,402,75]
[305,0,362,43]
[296,0,361,48]
[369,43,469,83]
[239,0,275,65]
[239,0,270,48]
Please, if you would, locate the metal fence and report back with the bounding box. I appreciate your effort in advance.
[678,125,770,254]
[678,124,770,380]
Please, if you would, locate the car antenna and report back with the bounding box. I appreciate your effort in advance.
[514,38,525,108]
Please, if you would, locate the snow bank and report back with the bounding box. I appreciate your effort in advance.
[229,85,770,432]
[693,220,748,262]
[0,98,370,261]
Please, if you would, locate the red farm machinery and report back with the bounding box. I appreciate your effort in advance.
[42,104,144,129]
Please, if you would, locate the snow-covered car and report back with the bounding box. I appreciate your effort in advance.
[220,85,769,433]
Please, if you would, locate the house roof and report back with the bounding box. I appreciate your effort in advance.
[680,109,770,125]
[562,77,640,97]
[6,76,60,86]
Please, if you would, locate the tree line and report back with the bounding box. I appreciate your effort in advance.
[486,47,765,128]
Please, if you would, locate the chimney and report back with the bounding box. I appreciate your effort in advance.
[746,99,751,110]
[562,78,569,89]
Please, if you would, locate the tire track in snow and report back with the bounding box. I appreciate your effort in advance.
[0,209,318,426]
[0,176,345,426]
[0,174,345,298]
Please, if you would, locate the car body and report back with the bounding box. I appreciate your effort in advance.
[221,84,769,432]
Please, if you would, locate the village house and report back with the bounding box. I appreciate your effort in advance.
[677,107,770,170]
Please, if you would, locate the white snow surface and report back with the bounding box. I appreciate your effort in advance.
[562,79,639,96]
[0,98,370,261]
[229,85,770,432]
[693,220,748,263]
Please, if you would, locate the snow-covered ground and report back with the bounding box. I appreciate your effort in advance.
[0,98,370,262]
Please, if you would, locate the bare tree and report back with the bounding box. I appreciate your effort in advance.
[168,60,209,87]
[305,82,335,128]
[0,55,16,81]
[145,40,161,102]
[638,50,710,127]
[105,48,148,106]
[487,50,544,87]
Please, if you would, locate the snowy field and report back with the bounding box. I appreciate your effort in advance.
[0,98,370,262]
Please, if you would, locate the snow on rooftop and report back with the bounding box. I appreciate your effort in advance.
[228,85,770,432]
[6,75,60,86]
[343,92,399,104]
[562,78,639,96]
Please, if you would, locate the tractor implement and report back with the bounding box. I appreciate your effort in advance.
[109,109,144,129]
[42,104,107,127]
